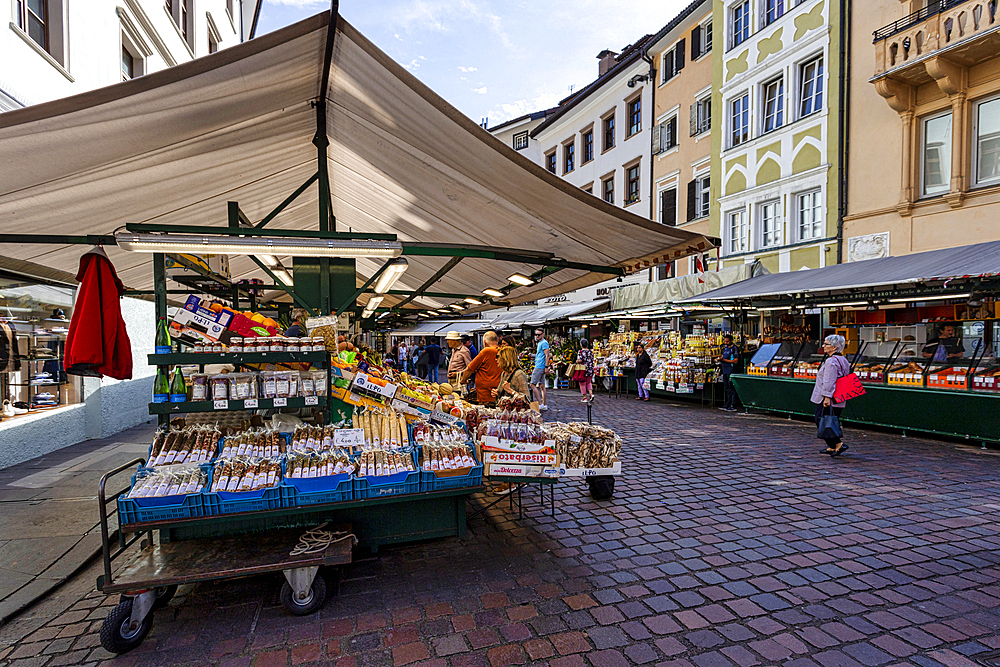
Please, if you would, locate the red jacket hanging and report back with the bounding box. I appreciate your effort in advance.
[64,247,133,380]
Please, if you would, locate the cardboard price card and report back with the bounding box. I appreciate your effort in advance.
[560,461,622,477]
[352,372,397,399]
[482,451,558,466]
[333,428,365,449]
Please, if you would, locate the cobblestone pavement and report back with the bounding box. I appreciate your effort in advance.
[2,391,999,667]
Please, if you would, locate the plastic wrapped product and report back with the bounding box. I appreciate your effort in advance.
[210,375,230,401]
[189,374,210,402]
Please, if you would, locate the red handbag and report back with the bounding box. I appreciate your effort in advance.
[834,372,865,403]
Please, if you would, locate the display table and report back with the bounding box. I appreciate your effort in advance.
[732,375,1000,445]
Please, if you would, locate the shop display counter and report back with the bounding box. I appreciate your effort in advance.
[731,374,1000,445]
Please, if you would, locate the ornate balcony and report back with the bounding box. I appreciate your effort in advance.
[873,0,1000,83]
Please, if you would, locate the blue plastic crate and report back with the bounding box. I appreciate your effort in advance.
[202,464,287,515]
[203,487,285,514]
[354,470,421,498]
[417,442,483,492]
[281,473,354,506]
[118,492,204,525]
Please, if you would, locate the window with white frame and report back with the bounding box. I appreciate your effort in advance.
[165,0,194,51]
[602,175,615,204]
[762,77,784,133]
[581,129,594,162]
[759,200,783,248]
[763,0,785,27]
[692,20,712,60]
[799,57,824,118]
[122,45,136,81]
[687,174,710,221]
[627,97,642,137]
[727,209,748,254]
[513,131,529,150]
[653,116,678,153]
[731,93,750,147]
[661,41,686,84]
[731,0,751,48]
[545,151,557,174]
[690,95,711,136]
[922,112,952,197]
[796,190,823,241]
[974,96,1000,186]
[15,0,67,65]
[625,163,641,205]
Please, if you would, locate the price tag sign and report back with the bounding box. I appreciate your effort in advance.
[244,399,259,409]
[304,396,319,406]
[570,435,582,444]
[273,397,287,407]
[431,409,459,424]
[213,400,228,410]
[334,428,365,448]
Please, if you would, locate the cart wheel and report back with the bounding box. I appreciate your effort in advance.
[152,585,177,609]
[99,598,153,654]
[280,575,326,616]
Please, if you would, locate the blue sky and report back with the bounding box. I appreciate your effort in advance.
[257,0,691,127]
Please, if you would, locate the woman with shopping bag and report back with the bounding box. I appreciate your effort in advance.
[811,334,852,457]
[574,339,595,403]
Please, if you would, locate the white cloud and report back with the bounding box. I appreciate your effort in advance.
[487,91,562,124]
[264,0,327,7]
[403,59,422,70]
[459,66,477,73]
[473,87,487,94]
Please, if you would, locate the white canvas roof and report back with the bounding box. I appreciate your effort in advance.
[0,12,713,312]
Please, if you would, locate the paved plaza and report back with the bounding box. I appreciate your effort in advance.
[0,391,998,667]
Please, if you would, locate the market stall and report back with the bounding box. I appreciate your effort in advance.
[679,240,1000,444]
[0,4,714,653]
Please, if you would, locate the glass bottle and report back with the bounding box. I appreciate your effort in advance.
[169,366,187,403]
[153,367,170,403]
[155,319,172,354]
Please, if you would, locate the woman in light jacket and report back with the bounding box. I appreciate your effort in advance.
[812,334,851,457]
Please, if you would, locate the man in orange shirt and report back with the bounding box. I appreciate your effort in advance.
[461,330,501,404]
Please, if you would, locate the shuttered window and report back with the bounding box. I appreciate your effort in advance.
[660,188,677,226]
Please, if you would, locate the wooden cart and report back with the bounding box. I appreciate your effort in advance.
[96,458,354,654]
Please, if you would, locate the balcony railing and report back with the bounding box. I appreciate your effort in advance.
[873,0,998,76]
[873,0,972,42]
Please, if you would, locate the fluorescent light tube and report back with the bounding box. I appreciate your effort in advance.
[115,232,402,259]
[361,308,375,319]
[888,293,970,303]
[464,298,482,305]
[507,273,534,286]
[372,259,408,294]
[483,288,505,298]
[366,295,384,310]
[274,270,293,286]
[258,254,278,267]
[450,304,465,311]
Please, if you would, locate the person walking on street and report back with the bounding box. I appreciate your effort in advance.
[717,334,739,411]
[634,342,652,401]
[425,337,442,383]
[415,339,428,379]
[576,339,595,403]
[446,331,472,394]
[812,334,851,457]
[398,340,409,374]
[461,331,502,405]
[530,329,552,411]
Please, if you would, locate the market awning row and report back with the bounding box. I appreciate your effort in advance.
[389,319,488,336]
[486,300,609,329]
[0,11,714,314]
[679,240,1000,305]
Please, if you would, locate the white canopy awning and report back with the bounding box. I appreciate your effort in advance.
[486,300,608,329]
[391,319,486,337]
[0,11,714,312]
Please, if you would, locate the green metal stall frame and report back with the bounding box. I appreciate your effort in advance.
[732,375,1000,446]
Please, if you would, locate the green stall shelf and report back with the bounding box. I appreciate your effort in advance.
[731,375,1000,445]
